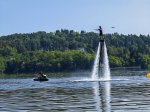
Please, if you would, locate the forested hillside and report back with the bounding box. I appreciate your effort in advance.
[0,29,150,74]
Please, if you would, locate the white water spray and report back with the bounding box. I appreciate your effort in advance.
[103,42,111,81]
[91,42,100,80]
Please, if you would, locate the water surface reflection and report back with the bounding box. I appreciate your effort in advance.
[93,81,111,112]
[0,73,150,111]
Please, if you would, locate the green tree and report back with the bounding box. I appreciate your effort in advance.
[0,57,5,73]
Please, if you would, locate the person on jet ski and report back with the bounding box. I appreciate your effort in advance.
[37,72,47,79]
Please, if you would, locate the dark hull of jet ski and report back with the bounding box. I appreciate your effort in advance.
[33,78,48,81]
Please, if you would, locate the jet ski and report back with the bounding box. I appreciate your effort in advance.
[33,72,48,81]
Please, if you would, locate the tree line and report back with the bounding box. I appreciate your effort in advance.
[0,29,150,74]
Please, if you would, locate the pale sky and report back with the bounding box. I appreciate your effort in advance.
[0,0,150,36]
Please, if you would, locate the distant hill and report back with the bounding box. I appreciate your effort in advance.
[0,29,150,74]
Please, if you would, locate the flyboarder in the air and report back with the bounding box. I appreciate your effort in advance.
[96,26,104,60]
[95,26,105,76]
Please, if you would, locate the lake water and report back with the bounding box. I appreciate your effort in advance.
[0,71,150,112]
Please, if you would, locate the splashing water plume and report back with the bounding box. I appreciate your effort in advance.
[103,42,111,81]
[91,41,111,81]
[91,42,100,80]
